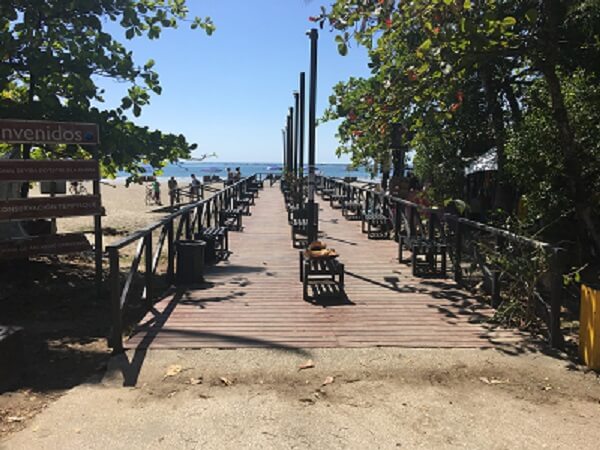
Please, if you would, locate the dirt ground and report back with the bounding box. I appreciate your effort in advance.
[1,348,600,449]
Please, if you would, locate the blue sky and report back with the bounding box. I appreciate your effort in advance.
[96,1,371,163]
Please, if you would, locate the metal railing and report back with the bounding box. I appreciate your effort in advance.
[319,176,565,348]
[106,176,257,352]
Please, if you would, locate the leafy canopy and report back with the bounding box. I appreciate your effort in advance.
[0,0,215,177]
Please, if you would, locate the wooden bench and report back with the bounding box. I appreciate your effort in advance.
[299,252,345,301]
[290,205,319,248]
[321,188,335,201]
[398,215,447,276]
[239,192,255,205]
[341,200,362,220]
[362,212,391,239]
[219,209,243,231]
[196,226,229,262]
[234,198,252,215]
[329,194,346,209]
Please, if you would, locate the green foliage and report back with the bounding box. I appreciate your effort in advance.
[0,1,214,173]
[505,70,600,237]
[317,0,600,256]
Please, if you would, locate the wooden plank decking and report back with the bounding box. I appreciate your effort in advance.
[126,183,524,349]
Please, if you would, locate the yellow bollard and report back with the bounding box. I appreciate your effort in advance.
[580,284,600,370]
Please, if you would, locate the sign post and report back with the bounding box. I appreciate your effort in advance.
[0,119,103,287]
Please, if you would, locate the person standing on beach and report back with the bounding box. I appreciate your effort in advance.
[190,174,201,201]
[168,176,178,206]
[226,168,233,186]
[234,167,241,181]
[152,179,162,205]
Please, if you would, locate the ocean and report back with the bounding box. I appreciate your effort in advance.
[118,162,377,181]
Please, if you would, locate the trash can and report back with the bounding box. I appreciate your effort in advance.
[176,240,206,284]
[580,284,600,370]
[194,232,217,264]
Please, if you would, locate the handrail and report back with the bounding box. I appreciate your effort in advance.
[107,175,257,353]
[107,178,249,251]
[319,175,564,348]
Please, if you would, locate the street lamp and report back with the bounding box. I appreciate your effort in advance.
[306,28,318,243]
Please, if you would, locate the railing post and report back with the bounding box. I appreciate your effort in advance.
[185,210,192,239]
[167,221,175,283]
[491,235,504,308]
[549,248,565,349]
[197,204,203,234]
[454,219,463,283]
[144,233,153,307]
[108,247,123,353]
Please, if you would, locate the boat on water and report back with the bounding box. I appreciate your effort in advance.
[266,166,283,171]
[199,167,223,173]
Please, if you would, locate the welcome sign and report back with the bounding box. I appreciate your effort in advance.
[0,119,99,145]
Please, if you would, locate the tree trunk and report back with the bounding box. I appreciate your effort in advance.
[482,66,514,213]
[537,0,600,256]
[540,62,600,256]
[503,81,522,125]
[392,148,405,178]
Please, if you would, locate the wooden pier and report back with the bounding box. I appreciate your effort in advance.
[127,184,524,349]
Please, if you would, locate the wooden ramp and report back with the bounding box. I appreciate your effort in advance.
[127,184,524,349]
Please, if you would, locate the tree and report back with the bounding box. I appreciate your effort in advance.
[0,1,215,177]
[315,0,600,256]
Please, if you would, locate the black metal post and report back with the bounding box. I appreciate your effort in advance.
[294,91,300,181]
[299,72,306,188]
[287,110,293,174]
[282,128,287,172]
[306,29,318,244]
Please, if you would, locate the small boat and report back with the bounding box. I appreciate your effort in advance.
[199,167,223,173]
[266,166,283,171]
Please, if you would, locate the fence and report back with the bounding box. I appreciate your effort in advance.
[106,176,258,353]
[319,176,565,348]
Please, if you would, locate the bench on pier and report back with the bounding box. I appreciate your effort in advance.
[234,198,252,215]
[341,200,362,221]
[329,194,346,209]
[239,192,255,205]
[299,251,345,301]
[195,226,229,263]
[290,206,319,248]
[321,188,335,201]
[362,212,391,239]
[219,209,243,231]
[398,215,447,276]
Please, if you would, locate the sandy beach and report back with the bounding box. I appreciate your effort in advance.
[38,178,221,246]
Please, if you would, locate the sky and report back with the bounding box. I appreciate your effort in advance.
[95,0,371,163]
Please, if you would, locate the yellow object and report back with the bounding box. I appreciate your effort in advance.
[580,285,600,370]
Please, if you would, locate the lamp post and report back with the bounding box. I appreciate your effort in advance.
[288,110,293,174]
[306,28,318,243]
[293,91,300,181]
[299,72,305,180]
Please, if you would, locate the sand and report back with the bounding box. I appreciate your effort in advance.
[43,178,216,246]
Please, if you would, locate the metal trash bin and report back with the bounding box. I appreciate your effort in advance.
[194,232,217,264]
[176,240,206,284]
